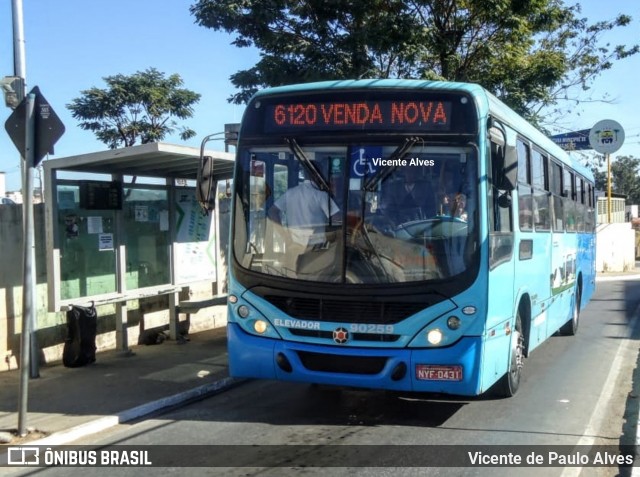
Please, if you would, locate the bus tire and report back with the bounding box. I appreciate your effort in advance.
[497,312,524,398]
[560,284,581,336]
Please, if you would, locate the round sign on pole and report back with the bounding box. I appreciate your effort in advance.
[589,119,625,154]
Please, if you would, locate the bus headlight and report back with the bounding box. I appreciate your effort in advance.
[427,329,443,345]
[254,320,268,334]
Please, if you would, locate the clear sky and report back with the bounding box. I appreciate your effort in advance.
[0,0,638,192]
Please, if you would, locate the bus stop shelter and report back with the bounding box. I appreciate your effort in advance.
[42,142,234,350]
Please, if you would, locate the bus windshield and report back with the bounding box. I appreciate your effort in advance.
[233,142,478,284]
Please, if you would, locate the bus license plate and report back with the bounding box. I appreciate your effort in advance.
[415,365,463,381]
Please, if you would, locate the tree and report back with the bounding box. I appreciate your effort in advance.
[591,167,607,192]
[190,0,638,126]
[67,68,201,149]
[612,156,640,205]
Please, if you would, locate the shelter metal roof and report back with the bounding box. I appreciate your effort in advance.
[42,142,235,181]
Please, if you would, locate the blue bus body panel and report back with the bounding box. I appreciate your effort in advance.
[228,322,487,395]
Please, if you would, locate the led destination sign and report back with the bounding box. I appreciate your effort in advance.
[265,100,453,132]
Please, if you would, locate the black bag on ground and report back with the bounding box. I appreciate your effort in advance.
[63,304,97,368]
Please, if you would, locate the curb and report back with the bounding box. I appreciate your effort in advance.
[26,376,241,446]
[596,274,640,283]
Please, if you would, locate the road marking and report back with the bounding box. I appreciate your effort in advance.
[560,302,640,477]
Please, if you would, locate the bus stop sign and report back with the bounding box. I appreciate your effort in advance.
[589,119,624,155]
[5,86,65,166]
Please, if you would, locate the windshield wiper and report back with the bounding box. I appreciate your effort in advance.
[363,137,419,191]
[285,138,331,193]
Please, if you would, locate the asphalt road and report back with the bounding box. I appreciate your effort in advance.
[7,279,640,477]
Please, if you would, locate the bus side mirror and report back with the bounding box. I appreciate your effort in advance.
[196,155,216,213]
[498,192,512,208]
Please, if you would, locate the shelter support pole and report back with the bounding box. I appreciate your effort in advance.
[167,177,178,341]
[169,292,179,341]
[115,302,130,354]
[112,173,131,355]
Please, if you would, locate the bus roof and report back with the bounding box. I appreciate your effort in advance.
[250,78,486,98]
[250,79,592,180]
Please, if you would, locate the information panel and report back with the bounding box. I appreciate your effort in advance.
[243,89,477,136]
[79,180,123,210]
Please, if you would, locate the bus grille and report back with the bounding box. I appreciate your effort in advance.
[289,328,400,342]
[263,296,425,324]
[297,351,387,375]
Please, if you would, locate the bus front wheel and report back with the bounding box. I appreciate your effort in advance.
[497,313,524,398]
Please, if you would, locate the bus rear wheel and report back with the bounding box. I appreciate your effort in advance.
[497,313,524,398]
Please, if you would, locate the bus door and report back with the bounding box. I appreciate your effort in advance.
[548,164,577,332]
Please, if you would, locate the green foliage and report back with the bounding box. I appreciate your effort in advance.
[67,68,201,149]
[591,167,607,191]
[190,0,638,125]
[612,156,640,205]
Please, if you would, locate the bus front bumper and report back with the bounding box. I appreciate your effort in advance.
[227,323,485,396]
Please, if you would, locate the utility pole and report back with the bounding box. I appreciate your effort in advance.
[11,0,39,438]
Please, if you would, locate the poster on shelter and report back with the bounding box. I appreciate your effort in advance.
[98,233,114,251]
[174,189,216,283]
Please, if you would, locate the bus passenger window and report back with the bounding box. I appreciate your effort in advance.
[550,162,564,231]
[516,140,532,231]
[532,150,550,231]
[518,184,533,231]
[563,170,576,232]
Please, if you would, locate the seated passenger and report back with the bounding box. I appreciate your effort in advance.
[450,193,468,221]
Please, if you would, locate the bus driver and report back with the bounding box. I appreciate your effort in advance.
[380,165,436,226]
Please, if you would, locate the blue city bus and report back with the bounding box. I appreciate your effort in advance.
[199,79,596,397]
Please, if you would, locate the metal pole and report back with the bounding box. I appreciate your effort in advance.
[18,93,36,437]
[12,0,39,381]
[607,153,612,223]
[12,0,26,80]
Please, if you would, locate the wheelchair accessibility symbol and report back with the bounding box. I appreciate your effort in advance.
[351,147,381,178]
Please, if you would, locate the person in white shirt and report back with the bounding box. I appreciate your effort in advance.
[267,163,340,275]
[270,180,339,241]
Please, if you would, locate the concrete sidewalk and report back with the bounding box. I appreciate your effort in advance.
[596,263,640,282]
[0,327,239,446]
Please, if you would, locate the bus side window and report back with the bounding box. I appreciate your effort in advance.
[531,150,550,231]
[489,141,514,269]
[517,139,533,231]
[550,161,564,231]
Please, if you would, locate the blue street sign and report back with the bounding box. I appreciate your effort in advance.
[549,129,591,151]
